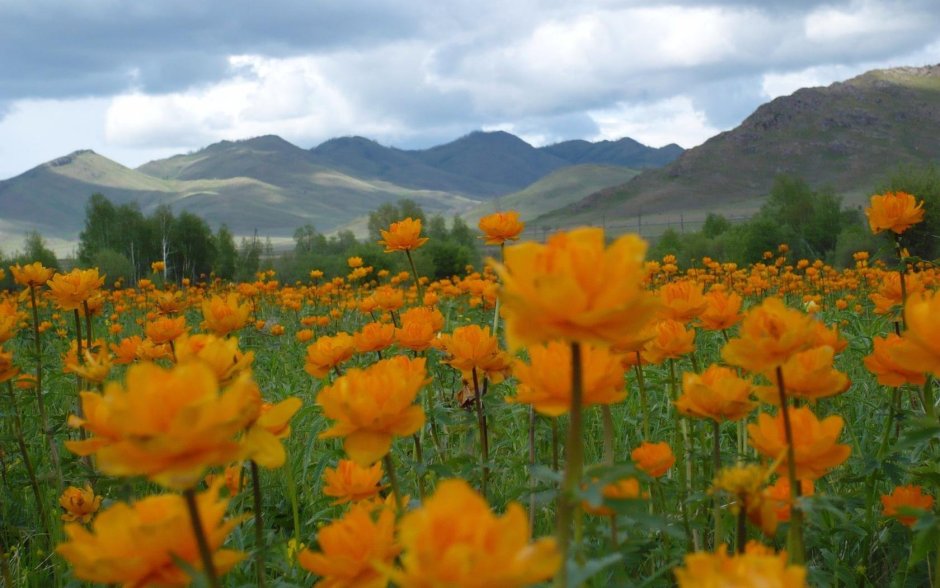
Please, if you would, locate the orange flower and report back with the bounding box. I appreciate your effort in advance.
[241,397,303,469]
[495,228,659,349]
[864,333,926,387]
[631,441,675,478]
[63,342,113,383]
[0,346,20,382]
[372,285,405,311]
[756,346,850,403]
[438,324,511,384]
[658,280,708,323]
[391,479,560,587]
[59,483,103,523]
[890,290,940,377]
[317,356,427,465]
[322,459,385,504]
[763,478,814,523]
[298,500,399,587]
[379,217,429,252]
[582,477,644,516]
[304,332,356,378]
[353,321,396,354]
[865,191,925,235]
[46,268,104,311]
[478,211,525,245]
[174,333,254,384]
[676,364,754,422]
[642,319,696,364]
[201,293,251,336]
[722,297,816,373]
[747,407,851,480]
[396,320,437,352]
[10,262,55,288]
[145,315,187,345]
[711,464,777,536]
[56,481,245,586]
[699,288,743,330]
[674,545,807,587]
[110,335,143,365]
[510,340,626,416]
[65,362,261,489]
[870,271,924,316]
[204,463,246,496]
[881,485,935,527]
[0,300,21,344]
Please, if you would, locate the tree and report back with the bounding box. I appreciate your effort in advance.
[170,211,216,281]
[78,193,118,264]
[214,225,238,280]
[702,213,731,238]
[367,199,427,241]
[293,224,326,255]
[19,230,59,270]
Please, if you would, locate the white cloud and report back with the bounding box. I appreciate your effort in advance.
[588,96,719,149]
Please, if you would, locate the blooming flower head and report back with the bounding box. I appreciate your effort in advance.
[864,333,927,387]
[395,306,443,352]
[174,333,254,384]
[495,228,659,349]
[748,407,851,480]
[641,319,696,364]
[756,346,850,404]
[676,364,754,422]
[890,290,940,377]
[0,300,21,344]
[353,321,396,354]
[201,293,251,337]
[204,463,246,496]
[10,262,55,288]
[47,268,104,311]
[582,477,645,517]
[298,500,400,587]
[379,217,429,252]
[322,459,385,505]
[318,356,428,465]
[56,481,245,586]
[65,362,261,490]
[722,297,816,373]
[763,477,814,524]
[478,211,525,245]
[0,346,20,383]
[242,397,303,469]
[110,335,143,365]
[658,279,708,323]
[144,315,187,345]
[881,485,934,527]
[305,332,356,378]
[631,441,675,478]
[699,288,743,331]
[63,341,113,383]
[510,340,626,416]
[391,479,560,587]
[674,544,807,587]
[59,483,103,523]
[865,191,925,235]
[438,324,512,384]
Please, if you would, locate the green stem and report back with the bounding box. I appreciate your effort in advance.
[183,487,221,588]
[776,366,805,565]
[669,359,694,552]
[529,405,537,535]
[634,358,650,440]
[601,405,615,464]
[283,450,302,546]
[405,249,424,302]
[736,507,747,554]
[412,434,427,501]
[471,368,490,499]
[29,285,63,491]
[554,342,584,588]
[712,419,723,549]
[250,460,266,588]
[923,376,936,421]
[6,382,51,549]
[384,454,404,514]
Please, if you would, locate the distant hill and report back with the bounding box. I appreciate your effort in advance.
[541,138,683,168]
[538,65,940,229]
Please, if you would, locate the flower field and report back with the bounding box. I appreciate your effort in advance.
[0,198,939,587]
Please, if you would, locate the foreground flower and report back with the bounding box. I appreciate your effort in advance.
[748,407,851,480]
[757,346,850,404]
[242,397,303,469]
[631,441,675,478]
[66,362,261,489]
[10,261,55,288]
[722,297,816,373]
[510,340,626,416]
[174,333,254,384]
[392,479,560,587]
[202,294,251,337]
[658,280,708,323]
[891,290,940,377]
[379,217,429,252]
[318,356,427,465]
[56,481,245,586]
[438,324,512,384]
[298,500,399,587]
[865,191,925,235]
[698,288,743,331]
[881,485,935,527]
[641,320,696,364]
[46,268,104,311]
[674,544,807,587]
[59,484,103,523]
[305,332,356,378]
[676,364,754,422]
[495,228,659,348]
[478,211,525,245]
[864,334,927,387]
[322,459,385,505]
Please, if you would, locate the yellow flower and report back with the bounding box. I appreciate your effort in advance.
[582,477,644,516]
[56,481,245,586]
[698,288,743,331]
[495,228,659,349]
[46,268,104,311]
[353,321,396,354]
[674,545,807,587]
[478,211,525,245]
[201,293,251,336]
[379,217,429,252]
[59,483,103,523]
[747,407,851,480]
[641,319,696,364]
[438,324,512,384]
[298,500,399,587]
[10,262,55,288]
[890,290,940,377]
[865,191,925,235]
[722,297,816,373]
[756,346,850,403]
[676,364,754,422]
[144,315,187,345]
[322,459,385,504]
[63,342,113,383]
[658,279,708,323]
[242,397,303,469]
[510,340,626,416]
[631,441,675,478]
[174,333,254,384]
[0,346,20,383]
[392,479,560,587]
[65,362,261,490]
[864,333,926,387]
[305,332,356,378]
[318,356,427,465]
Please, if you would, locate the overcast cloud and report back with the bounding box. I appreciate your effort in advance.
[1,0,938,178]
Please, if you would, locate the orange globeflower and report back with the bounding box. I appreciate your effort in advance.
[145,315,187,345]
[110,335,142,365]
[864,333,926,387]
[757,346,850,404]
[891,290,940,377]
[641,319,696,364]
[64,343,113,384]
[865,191,925,235]
[305,332,356,378]
[379,217,429,252]
[510,340,626,416]
[317,356,427,465]
[722,297,816,373]
[0,301,21,344]
[763,478,814,523]
[658,280,708,323]
[438,324,511,384]
[881,485,935,527]
[395,319,437,352]
[242,397,303,469]
[10,262,55,287]
[674,545,807,587]
[400,305,444,332]
[676,364,754,422]
[59,483,103,523]
[478,211,525,245]
[46,268,104,311]
[174,333,254,384]
[631,441,675,478]
[65,362,261,490]
[298,500,399,587]
[748,407,851,480]
[582,477,644,516]
[322,459,385,504]
[495,228,659,349]
[699,288,743,331]
[201,293,251,337]
[391,479,560,587]
[56,481,245,586]
[353,321,396,354]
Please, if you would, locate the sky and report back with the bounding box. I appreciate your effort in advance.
[1,0,939,179]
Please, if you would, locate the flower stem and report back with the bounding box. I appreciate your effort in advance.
[529,405,537,535]
[412,434,427,501]
[384,454,404,514]
[554,342,584,588]
[601,406,616,465]
[669,359,694,552]
[250,460,266,588]
[634,357,650,440]
[776,366,805,564]
[183,487,221,588]
[29,284,63,491]
[404,249,424,302]
[283,450,302,546]
[712,419,723,549]
[6,381,51,549]
[471,367,490,499]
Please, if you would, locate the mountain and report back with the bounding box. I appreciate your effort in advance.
[538,65,940,230]
[540,138,683,168]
